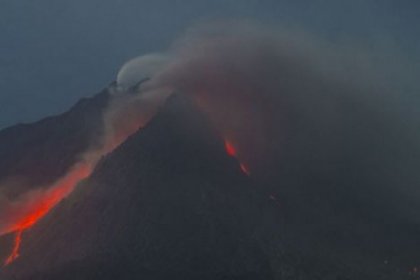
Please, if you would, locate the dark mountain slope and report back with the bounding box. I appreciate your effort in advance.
[2,93,419,280]
[0,89,109,196]
[0,233,14,264]
[5,95,275,280]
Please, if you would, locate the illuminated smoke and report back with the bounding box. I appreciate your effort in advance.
[144,22,351,170]
[0,162,93,265]
[0,163,92,237]
[121,21,420,222]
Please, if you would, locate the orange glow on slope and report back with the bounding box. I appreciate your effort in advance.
[224,140,250,176]
[2,103,248,266]
[2,111,147,266]
[4,230,22,266]
[3,163,92,266]
[2,109,148,266]
[18,163,91,230]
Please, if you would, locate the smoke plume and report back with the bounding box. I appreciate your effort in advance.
[116,21,420,222]
[1,20,420,246]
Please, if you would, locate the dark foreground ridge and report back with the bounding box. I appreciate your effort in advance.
[3,95,275,280]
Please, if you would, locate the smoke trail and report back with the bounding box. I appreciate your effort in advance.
[0,162,92,236]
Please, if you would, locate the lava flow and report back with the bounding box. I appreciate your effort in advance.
[1,98,152,267]
[4,230,22,266]
[1,100,249,266]
[224,140,250,176]
[2,162,92,266]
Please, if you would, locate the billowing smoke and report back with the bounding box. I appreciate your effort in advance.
[115,21,420,222]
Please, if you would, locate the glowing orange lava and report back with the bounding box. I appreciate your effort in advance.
[21,163,90,229]
[2,107,148,266]
[4,230,22,266]
[1,109,149,267]
[2,118,248,266]
[3,162,93,266]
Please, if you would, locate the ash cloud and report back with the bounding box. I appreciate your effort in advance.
[118,21,420,222]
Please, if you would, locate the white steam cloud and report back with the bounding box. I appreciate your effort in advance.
[116,54,170,90]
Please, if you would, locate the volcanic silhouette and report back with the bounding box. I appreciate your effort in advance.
[0,78,419,280]
[0,90,418,280]
[1,94,276,280]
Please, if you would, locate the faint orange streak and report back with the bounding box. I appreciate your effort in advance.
[4,230,22,266]
[224,140,250,176]
[224,141,237,157]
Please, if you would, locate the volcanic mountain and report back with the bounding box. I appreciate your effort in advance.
[0,88,110,264]
[1,94,277,279]
[1,89,420,280]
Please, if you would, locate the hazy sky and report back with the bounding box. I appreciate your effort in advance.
[0,0,419,128]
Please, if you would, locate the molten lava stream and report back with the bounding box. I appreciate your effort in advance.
[2,112,147,267]
[3,162,92,266]
[2,136,246,266]
[224,140,250,176]
[4,230,22,266]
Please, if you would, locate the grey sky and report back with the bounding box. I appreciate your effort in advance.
[0,0,419,128]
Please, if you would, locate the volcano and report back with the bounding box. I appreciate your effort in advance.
[0,87,112,265]
[1,87,420,280]
[1,94,276,280]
